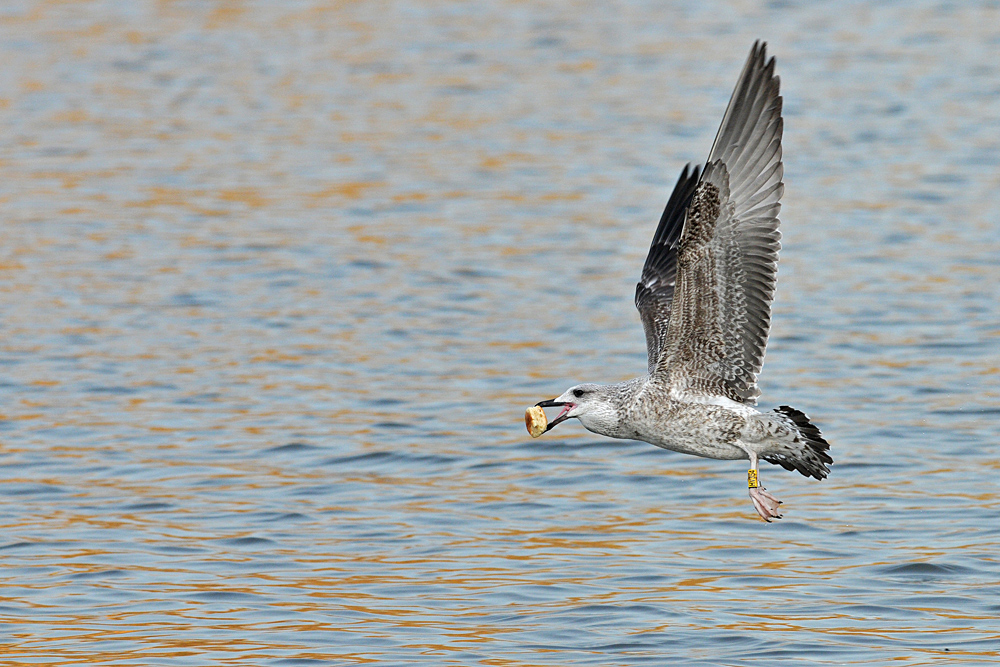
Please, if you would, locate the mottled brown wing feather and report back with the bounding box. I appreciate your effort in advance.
[656,41,783,404]
[635,164,701,373]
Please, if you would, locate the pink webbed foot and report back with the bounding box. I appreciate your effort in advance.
[749,485,783,522]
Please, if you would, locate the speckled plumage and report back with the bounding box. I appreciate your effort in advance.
[537,42,832,521]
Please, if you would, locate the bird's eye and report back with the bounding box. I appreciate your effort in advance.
[572,389,585,398]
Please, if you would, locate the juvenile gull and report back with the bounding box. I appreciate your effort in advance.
[534,42,831,522]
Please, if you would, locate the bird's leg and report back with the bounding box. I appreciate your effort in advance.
[747,452,782,522]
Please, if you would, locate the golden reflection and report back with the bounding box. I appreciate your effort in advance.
[0,0,998,662]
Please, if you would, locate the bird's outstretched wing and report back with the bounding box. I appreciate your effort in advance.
[655,41,784,404]
[634,163,701,373]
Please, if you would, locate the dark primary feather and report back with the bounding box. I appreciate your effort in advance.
[635,163,701,373]
[656,41,784,404]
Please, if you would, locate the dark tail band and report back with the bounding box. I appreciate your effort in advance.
[764,405,833,480]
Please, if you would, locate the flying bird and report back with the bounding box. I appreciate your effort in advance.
[533,41,831,521]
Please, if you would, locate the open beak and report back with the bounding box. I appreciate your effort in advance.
[535,399,574,432]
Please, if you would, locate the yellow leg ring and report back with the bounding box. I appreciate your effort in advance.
[748,469,759,489]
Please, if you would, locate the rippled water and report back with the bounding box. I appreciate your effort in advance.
[1,1,999,664]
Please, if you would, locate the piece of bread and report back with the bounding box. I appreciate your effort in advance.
[525,405,547,438]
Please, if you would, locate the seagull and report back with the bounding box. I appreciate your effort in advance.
[534,41,831,521]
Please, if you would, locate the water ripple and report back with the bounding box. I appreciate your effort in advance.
[0,1,998,665]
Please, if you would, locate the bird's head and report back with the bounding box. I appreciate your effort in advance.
[536,383,620,436]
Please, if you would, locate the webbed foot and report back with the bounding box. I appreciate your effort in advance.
[749,485,782,522]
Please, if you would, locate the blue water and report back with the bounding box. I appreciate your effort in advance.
[0,0,998,664]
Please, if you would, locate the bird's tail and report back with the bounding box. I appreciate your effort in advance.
[762,405,832,480]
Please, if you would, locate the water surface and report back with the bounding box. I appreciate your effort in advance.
[0,1,998,664]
